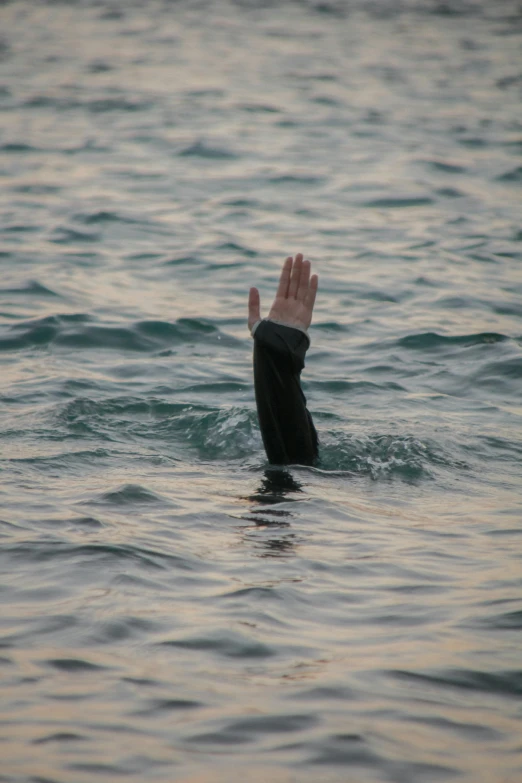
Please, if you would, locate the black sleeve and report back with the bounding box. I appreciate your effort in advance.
[253,320,318,466]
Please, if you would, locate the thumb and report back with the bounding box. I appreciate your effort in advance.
[248,287,261,332]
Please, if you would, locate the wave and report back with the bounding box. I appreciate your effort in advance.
[91,483,168,506]
[175,406,261,460]
[496,166,522,182]
[421,159,467,174]
[55,397,262,459]
[362,196,434,208]
[179,141,237,159]
[267,174,323,186]
[22,95,152,113]
[55,396,464,477]
[0,541,196,572]
[20,391,469,477]
[75,210,146,225]
[317,432,463,478]
[396,331,509,351]
[0,280,62,298]
[391,668,522,697]
[159,629,275,659]
[0,315,230,353]
[0,142,37,153]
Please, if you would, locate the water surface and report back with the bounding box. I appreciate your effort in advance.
[1,1,521,781]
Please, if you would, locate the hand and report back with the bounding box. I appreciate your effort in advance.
[248,253,319,333]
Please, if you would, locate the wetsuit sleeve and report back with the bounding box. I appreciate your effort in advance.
[253,320,318,466]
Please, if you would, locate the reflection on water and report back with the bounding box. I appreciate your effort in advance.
[238,470,303,557]
[247,469,303,508]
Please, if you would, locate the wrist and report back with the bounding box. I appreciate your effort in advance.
[251,318,310,342]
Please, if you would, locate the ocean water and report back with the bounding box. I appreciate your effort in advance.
[1,0,521,781]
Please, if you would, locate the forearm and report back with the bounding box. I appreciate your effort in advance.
[253,319,318,466]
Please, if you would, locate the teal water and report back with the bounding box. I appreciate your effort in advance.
[1,1,521,781]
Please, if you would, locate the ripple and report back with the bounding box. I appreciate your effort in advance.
[190,712,316,745]
[132,698,203,717]
[239,102,281,113]
[268,174,323,185]
[33,732,87,745]
[57,396,250,452]
[496,74,522,89]
[46,658,108,673]
[88,617,159,644]
[397,331,508,351]
[309,379,404,394]
[291,684,357,702]
[137,317,218,340]
[318,433,457,478]
[0,316,60,351]
[467,435,522,460]
[0,142,37,153]
[88,60,113,74]
[11,183,61,194]
[391,668,522,697]
[76,210,144,225]
[220,586,283,602]
[422,159,467,173]
[166,406,260,460]
[22,94,150,113]
[162,254,200,266]
[68,761,133,775]
[0,316,226,353]
[159,630,275,659]
[301,732,383,768]
[51,227,99,244]
[435,186,465,198]
[496,165,522,182]
[94,483,167,506]
[458,136,488,148]
[66,516,104,529]
[0,280,62,298]
[362,196,434,208]
[473,358,522,390]
[179,141,237,159]
[214,241,258,258]
[470,609,522,631]
[1,542,197,572]
[87,97,151,113]
[404,714,502,741]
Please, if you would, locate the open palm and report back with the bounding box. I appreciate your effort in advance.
[248,254,319,333]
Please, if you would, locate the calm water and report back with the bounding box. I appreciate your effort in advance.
[1,1,521,781]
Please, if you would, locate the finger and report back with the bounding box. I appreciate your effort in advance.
[276,256,293,299]
[248,286,261,330]
[304,274,318,315]
[287,253,303,299]
[296,259,311,301]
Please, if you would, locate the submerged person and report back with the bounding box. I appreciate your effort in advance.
[248,253,319,466]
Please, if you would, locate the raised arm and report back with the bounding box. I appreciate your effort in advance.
[248,254,319,466]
